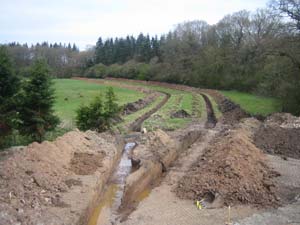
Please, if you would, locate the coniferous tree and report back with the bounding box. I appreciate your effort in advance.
[76,93,107,131]
[76,87,120,131]
[19,59,59,142]
[0,46,20,145]
[105,87,120,118]
[95,37,104,63]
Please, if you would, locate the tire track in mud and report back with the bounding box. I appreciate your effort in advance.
[128,92,171,132]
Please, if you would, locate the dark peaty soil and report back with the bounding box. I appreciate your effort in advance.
[254,125,300,159]
[175,128,279,208]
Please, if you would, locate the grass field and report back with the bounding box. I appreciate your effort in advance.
[221,90,282,116]
[54,79,144,127]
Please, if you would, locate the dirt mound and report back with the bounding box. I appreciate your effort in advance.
[123,93,159,115]
[254,113,300,159]
[171,109,191,118]
[219,98,238,113]
[264,113,300,129]
[0,130,120,224]
[175,128,279,207]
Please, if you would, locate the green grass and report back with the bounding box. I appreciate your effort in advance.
[142,92,199,131]
[192,94,207,119]
[221,90,282,116]
[104,79,206,131]
[53,79,144,128]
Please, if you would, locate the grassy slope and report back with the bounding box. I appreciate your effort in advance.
[221,90,282,116]
[54,79,144,127]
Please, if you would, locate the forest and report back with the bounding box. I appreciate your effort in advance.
[2,0,300,115]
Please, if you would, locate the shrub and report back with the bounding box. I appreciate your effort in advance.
[76,87,121,132]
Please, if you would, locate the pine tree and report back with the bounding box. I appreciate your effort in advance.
[76,94,107,131]
[76,87,120,131]
[95,37,104,63]
[105,87,119,117]
[0,46,20,144]
[18,59,59,142]
[72,43,78,52]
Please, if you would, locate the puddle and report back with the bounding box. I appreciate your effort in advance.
[88,142,145,225]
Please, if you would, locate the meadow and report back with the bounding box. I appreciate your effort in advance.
[53,79,144,128]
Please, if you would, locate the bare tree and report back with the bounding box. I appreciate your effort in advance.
[271,0,300,30]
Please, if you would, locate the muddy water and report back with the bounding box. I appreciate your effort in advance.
[88,142,137,225]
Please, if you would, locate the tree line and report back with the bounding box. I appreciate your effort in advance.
[2,0,299,115]
[94,33,161,65]
[86,0,300,115]
[2,42,90,78]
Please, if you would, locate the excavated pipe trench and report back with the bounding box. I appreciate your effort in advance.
[86,92,217,225]
[201,93,217,128]
[129,92,171,132]
[87,142,137,225]
[87,92,170,225]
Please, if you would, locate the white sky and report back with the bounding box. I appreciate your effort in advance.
[0,0,269,50]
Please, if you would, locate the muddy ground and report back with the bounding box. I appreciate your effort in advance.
[254,113,300,159]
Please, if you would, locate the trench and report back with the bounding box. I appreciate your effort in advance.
[129,92,170,132]
[87,142,137,225]
[87,93,170,225]
[201,93,217,128]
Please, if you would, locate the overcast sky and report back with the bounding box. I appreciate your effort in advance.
[0,0,269,50]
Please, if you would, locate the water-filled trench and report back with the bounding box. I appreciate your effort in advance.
[88,142,147,225]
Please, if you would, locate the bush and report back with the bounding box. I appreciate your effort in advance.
[76,87,121,132]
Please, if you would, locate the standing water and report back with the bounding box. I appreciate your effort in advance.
[88,142,136,225]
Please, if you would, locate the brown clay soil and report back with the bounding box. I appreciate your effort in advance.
[175,127,279,207]
[70,152,105,175]
[254,113,300,159]
[0,130,122,225]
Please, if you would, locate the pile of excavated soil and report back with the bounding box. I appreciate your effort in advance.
[254,113,300,159]
[0,130,119,224]
[171,109,191,118]
[175,128,279,207]
[123,93,159,115]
